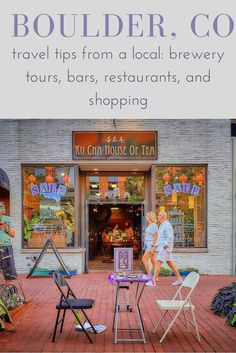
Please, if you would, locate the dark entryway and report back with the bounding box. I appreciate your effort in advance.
[88,203,144,271]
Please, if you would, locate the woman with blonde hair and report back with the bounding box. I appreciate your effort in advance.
[142,211,158,286]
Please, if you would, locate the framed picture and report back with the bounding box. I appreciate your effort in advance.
[114,247,133,272]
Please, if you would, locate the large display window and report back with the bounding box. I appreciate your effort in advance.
[156,166,206,248]
[22,166,75,248]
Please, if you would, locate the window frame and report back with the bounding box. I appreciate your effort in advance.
[88,176,100,196]
[21,164,78,249]
[155,164,208,249]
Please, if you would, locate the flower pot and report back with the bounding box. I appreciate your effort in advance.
[8,300,33,323]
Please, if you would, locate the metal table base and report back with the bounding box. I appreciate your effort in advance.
[111,275,150,344]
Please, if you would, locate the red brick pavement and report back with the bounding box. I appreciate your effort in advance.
[0,273,235,352]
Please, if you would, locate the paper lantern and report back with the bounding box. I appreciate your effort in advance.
[195,173,204,185]
[45,175,54,183]
[163,173,170,184]
[172,191,177,203]
[171,167,177,175]
[27,174,36,184]
[63,175,70,186]
[179,174,187,184]
[188,195,194,209]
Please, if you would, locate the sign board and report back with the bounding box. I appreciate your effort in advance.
[72,131,157,160]
[114,247,133,272]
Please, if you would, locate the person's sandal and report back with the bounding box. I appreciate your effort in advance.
[172,279,183,286]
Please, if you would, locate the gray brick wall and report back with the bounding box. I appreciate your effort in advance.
[0,119,232,274]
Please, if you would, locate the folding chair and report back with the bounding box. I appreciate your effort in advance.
[52,271,96,344]
[152,272,201,343]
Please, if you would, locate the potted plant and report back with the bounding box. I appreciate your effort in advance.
[0,289,25,311]
[178,267,199,276]
[211,282,236,327]
[159,267,173,276]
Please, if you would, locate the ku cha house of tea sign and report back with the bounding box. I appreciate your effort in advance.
[72,131,157,160]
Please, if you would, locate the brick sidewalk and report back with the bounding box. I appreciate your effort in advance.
[0,273,235,352]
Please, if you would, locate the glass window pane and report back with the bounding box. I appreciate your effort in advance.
[108,176,118,182]
[86,174,144,201]
[23,166,75,248]
[156,166,206,248]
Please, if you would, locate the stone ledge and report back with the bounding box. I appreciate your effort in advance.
[20,248,86,254]
[174,248,208,253]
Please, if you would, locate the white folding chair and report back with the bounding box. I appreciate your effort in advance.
[152,272,201,343]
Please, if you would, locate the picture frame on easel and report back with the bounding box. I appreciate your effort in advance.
[114,247,133,272]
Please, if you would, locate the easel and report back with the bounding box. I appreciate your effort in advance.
[27,238,70,278]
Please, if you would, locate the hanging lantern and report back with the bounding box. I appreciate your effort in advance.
[163,173,170,184]
[171,191,177,203]
[188,195,194,209]
[63,175,70,186]
[179,174,187,184]
[45,175,54,183]
[27,174,36,184]
[195,173,204,186]
[171,167,177,175]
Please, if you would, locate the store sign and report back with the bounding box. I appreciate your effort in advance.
[72,131,157,160]
[163,183,201,196]
[30,183,67,196]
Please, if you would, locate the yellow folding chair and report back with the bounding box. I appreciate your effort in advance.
[152,272,201,343]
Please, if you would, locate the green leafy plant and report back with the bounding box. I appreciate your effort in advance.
[0,291,25,310]
[178,267,199,274]
[23,214,41,240]
[211,283,236,327]
[185,267,199,273]
[124,176,144,201]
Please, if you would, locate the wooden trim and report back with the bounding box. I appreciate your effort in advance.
[74,165,79,248]
[151,165,157,212]
[174,248,208,253]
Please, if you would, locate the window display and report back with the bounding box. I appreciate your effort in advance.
[156,166,206,248]
[23,166,75,248]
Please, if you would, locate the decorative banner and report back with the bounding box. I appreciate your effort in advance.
[30,183,67,196]
[171,191,177,203]
[190,184,201,196]
[57,185,67,196]
[30,184,39,196]
[163,183,201,197]
[173,183,182,193]
[72,131,157,160]
[163,185,172,197]
[182,182,191,193]
[188,195,195,209]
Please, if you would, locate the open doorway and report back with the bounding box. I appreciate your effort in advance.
[88,203,144,271]
[0,168,10,215]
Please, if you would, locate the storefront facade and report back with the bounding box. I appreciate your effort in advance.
[0,119,233,275]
